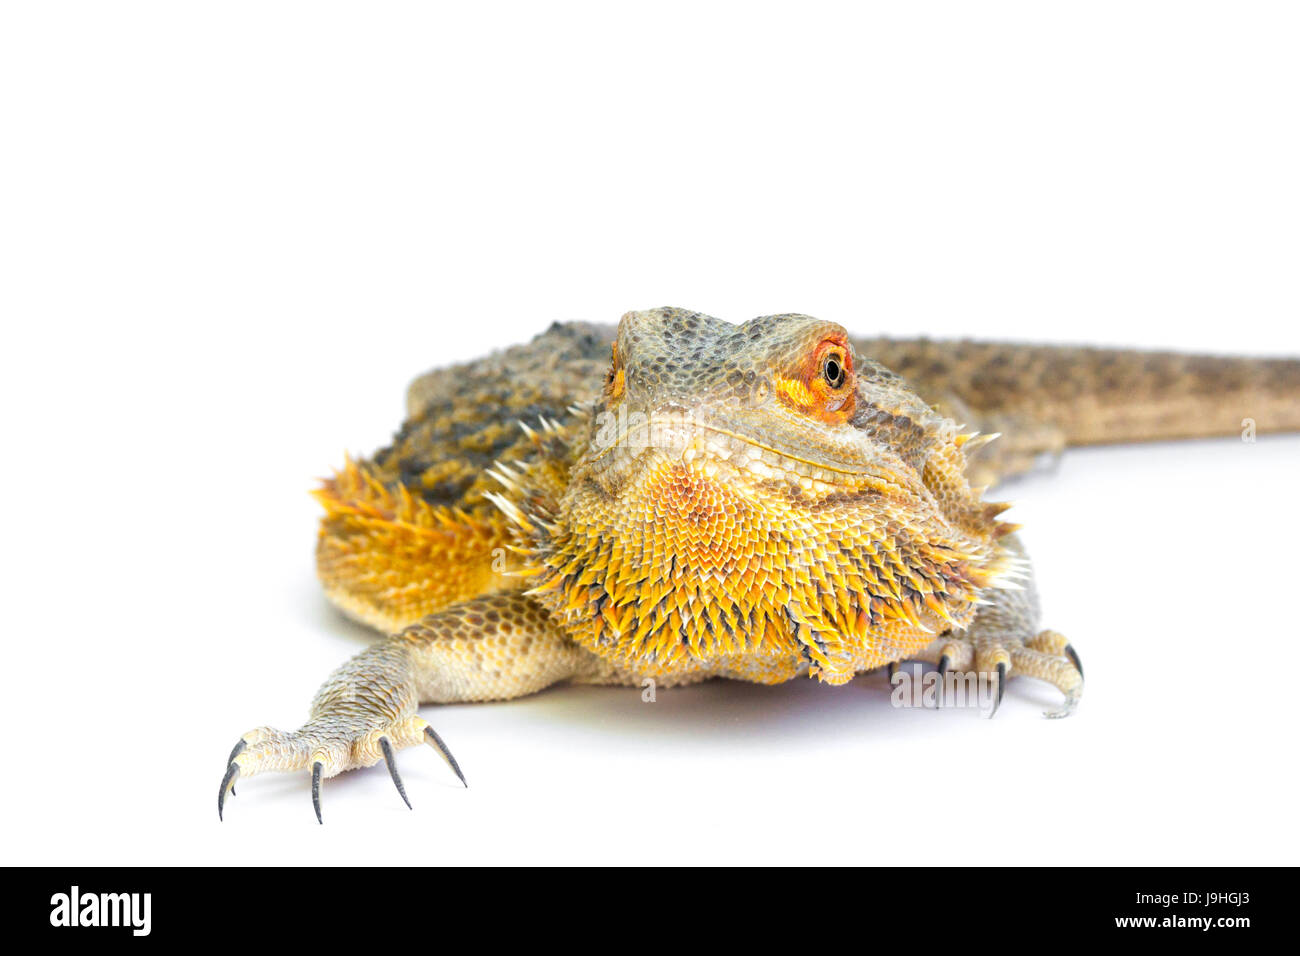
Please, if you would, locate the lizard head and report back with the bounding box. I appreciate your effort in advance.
[500,307,1017,682]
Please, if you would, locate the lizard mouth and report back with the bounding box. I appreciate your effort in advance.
[583,408,903,494]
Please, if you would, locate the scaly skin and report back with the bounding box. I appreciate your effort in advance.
[219,307,1300,821]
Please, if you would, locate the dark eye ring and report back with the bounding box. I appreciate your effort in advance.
[823,353,846,388]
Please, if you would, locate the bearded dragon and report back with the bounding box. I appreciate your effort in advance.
[218,307,1300,822]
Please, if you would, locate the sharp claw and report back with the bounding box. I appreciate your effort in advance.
[311,761,323,824]
[226,740,246,796]
[1064,643,1084,680]
[379,737,412,810]
[218,761,240,821]
[424,725,468,788]
[937,654,950,679]
[989,661,1007,718]
[886,661,897,683]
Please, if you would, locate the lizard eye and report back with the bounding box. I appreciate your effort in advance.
[604,342,626,401]
[823,352,846,389]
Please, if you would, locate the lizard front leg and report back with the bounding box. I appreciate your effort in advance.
[913,536,1084,718]
[219,593,598,822]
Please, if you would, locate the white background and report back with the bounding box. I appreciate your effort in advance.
[2,1,1297,865]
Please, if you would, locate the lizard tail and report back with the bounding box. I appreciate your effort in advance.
[855,337,1300,446]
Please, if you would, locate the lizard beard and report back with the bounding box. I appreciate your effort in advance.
[501,444,1011,684]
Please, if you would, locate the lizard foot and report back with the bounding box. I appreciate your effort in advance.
[928,628,1083,719]
[218,716,465,823]
[1018,628,1084,718]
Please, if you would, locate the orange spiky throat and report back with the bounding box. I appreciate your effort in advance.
[493,420,1016,685]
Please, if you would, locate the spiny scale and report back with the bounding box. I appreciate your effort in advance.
[496,414,1014,683]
